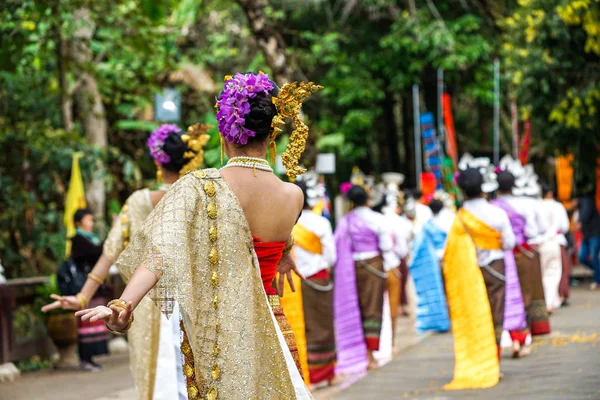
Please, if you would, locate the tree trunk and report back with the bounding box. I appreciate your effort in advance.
[382,89,400,173]
[236,0,294,86]
[403,92,416,187]
[236,0,320,170]
[51,2,73,131]
[70,8,107,221]
[56,36,73,131]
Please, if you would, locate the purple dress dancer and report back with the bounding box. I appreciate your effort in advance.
[333,213,380,374]
[491,199,528,337]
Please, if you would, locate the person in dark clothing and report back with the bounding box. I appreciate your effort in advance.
[577,196,600,289]
[71,208,110,371]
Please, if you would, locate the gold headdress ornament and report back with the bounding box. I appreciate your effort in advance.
[271,80,323,181]
[179,123,212,177]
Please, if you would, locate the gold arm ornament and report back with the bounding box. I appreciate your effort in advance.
[87,273,104,285]
[282,235,295,256]
[75,292,89,309]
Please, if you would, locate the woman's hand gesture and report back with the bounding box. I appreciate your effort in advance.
[41,294,83,312]
[75,301,133,332]
[276,253,305,297]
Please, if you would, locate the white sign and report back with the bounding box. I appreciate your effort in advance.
[0,259,5,284]
[275,153,336,176]
[316,153,336,174]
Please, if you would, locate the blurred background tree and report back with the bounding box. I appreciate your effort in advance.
[502,0,600,191]
[1,0,597,278]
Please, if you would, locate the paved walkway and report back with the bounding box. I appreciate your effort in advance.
[1,281,596,400]
[335,288,600,400]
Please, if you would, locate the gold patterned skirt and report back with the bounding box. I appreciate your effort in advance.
[180,295,303,400]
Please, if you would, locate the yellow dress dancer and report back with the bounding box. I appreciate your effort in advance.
[443,208,500,390]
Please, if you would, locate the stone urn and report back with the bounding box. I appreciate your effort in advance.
[46,312,79,368]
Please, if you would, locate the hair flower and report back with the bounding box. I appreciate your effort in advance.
[147,124,181,165]
[453,171,460,184]
[216,72,274,145]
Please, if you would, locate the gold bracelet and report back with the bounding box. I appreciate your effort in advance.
[87,273,104,285]
[105,299,134,335]
[105,314,134,335]
[107,299,127,310]
[75,293,89,309]
[282,235,295,255]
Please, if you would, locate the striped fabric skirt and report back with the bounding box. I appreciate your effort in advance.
[514,248,551,336]
[302,271,336,384]
[78,296,110,362]
[354,256,386,351]
[269,294,303,376]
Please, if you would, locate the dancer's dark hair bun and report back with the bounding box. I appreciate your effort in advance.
[244,94,277,139]
[429,199,444,214]
[497,170,515,192]
[457,168,483,198]
[347,185,368,206]
[161,133,188,173]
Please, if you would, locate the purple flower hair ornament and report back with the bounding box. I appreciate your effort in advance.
[340,182,353,195]
[147,124,181,165]
[453,171,461,184]
[216,72,274,145]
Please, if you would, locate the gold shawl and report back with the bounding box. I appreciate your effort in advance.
[442,209,499,390]
[117,169,308,399]
[293,223,323,255]
[103,189,161,400]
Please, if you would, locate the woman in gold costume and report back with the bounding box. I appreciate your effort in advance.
[43,123,210,400]
[76,72,320,399]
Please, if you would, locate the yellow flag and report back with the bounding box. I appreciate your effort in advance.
[64,153,87,257]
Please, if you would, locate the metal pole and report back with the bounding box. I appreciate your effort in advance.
[510,97,519,159]
[493,58,500,164]
[437,68,445,156]
[412,84,422,188]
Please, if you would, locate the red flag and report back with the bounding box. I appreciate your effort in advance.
[442,94,458,169]
[518,120,531,165]
[511,98,519,158]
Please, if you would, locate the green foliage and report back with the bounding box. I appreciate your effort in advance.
[2,0,598,277]
[15,355,52,373]
[502,0,600,185]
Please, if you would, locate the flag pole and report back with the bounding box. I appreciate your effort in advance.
[437,68,445,157]
[493,59,500,164]
[413,84,422,189]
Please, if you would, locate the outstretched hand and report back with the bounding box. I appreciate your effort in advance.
[74,301,133,332]
[41,294,82,312]
[277,253,305,297]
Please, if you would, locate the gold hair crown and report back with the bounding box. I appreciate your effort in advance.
[179,123,212,176]
[272,81,323,181]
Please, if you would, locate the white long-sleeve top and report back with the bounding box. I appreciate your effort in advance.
[351,207,397,271]
[430,209,455,259]
[537,199,570,246]
[499,195,547,244]
[462,198,516,267]
[294,210,337,278]
[413,202,434,234]
[385,212,414,261]
[432,208,455,234]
